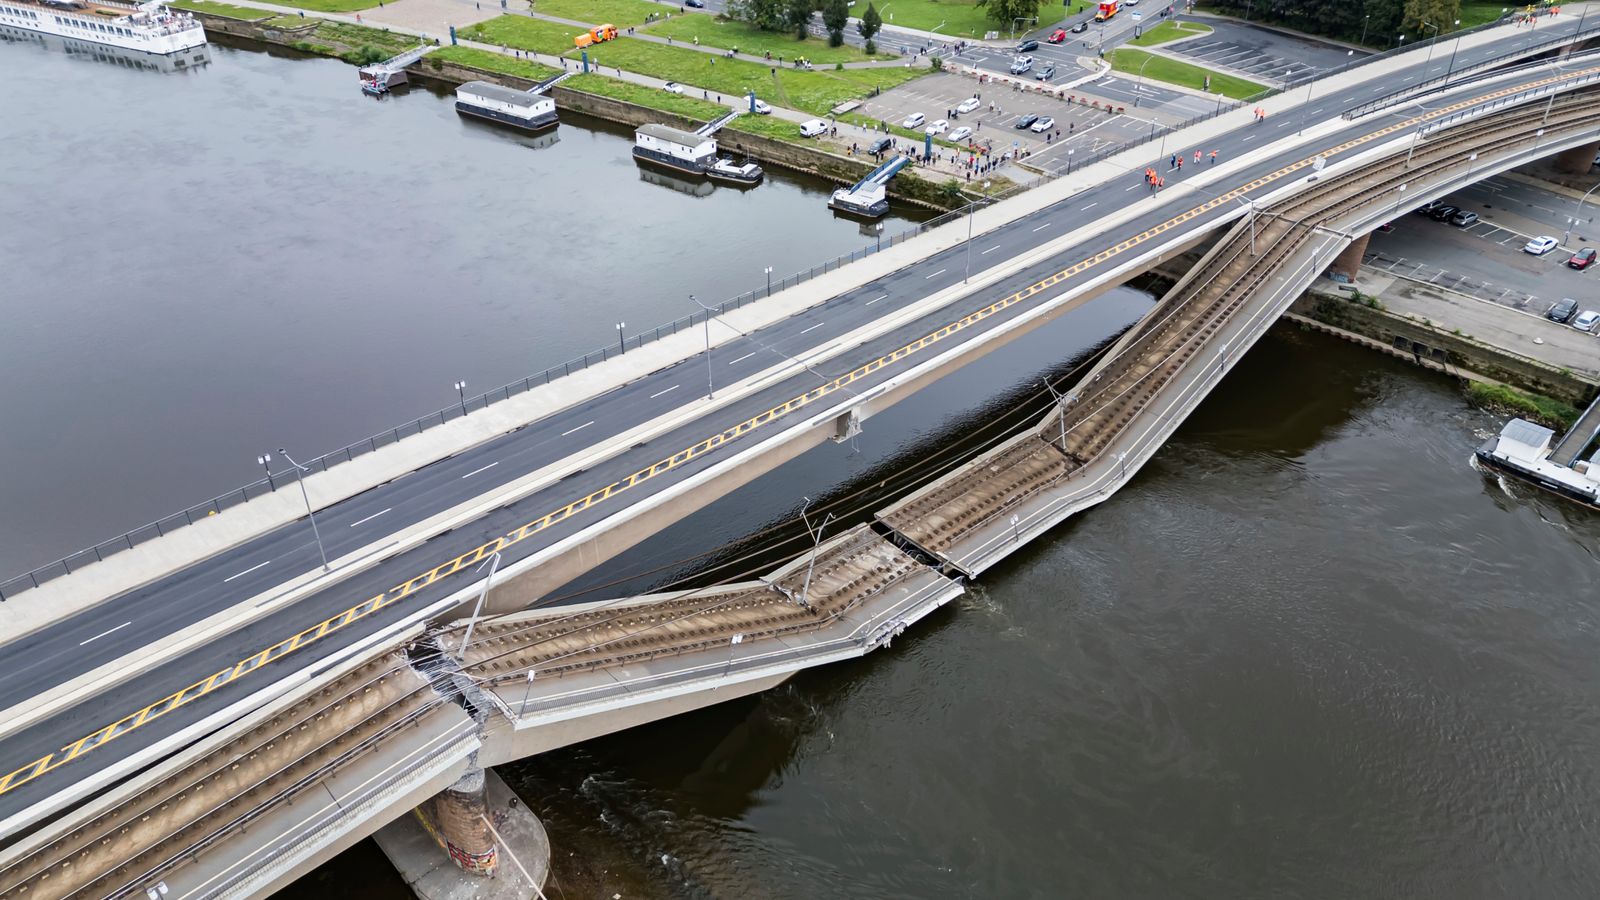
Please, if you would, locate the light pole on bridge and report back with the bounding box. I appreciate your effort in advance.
[964,180,992,283]
[276,448,330,572]
[454,379,467,416]
[690,294,714,399]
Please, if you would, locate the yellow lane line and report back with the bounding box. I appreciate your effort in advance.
[3,67,1589,801]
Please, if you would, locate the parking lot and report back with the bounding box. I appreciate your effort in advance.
[852,72,1165,175]
[1165,16,1369,85]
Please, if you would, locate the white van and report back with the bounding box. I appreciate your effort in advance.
[799,119,829,137]
[901,112,926,128]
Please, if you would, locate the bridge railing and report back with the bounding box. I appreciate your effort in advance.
[1344,26,1600,120]
[0,11,1585,600]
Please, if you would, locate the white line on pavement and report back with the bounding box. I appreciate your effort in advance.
[349,507,392,528]
[461,460,502,477]
[925,269,947,279]
[800,322,825,334]
[982,245,1000,254]
[867,294,888,304]
[649,384,680,398]
[1032,222,1052,232]
[1081,202,1098,211]
[79,621,132,646]
[223,560,272,583]
[559,422,593,437]
[729,352,756,364]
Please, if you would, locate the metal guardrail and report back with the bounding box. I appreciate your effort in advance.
[3,13,1589,601]
[1344,22,1600,119]
[1421,68,1600,134]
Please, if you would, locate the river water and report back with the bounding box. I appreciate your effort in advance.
[8,33,1600,900]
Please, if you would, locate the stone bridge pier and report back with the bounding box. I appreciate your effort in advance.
[1326,231,1372,282]
[1552,140,1600,174]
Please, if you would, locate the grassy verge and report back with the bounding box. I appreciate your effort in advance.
[863,0,996,39]
[575,37,924,114]
[263,13,314,27]
[169,0,271,19]
[1106,47,1265,100]
[565,73,728,121]
[531,0,669,27]
[430,45,563,80]
[461,14,589,55]
[1127,20,1212,47]
[1459,2,1510,28]
[1467,382,1581,430]
[647,13,877,64]
[311,20,420,57]
[725,112,813,143]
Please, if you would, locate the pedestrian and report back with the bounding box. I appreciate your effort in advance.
[1193,150,1201,164]
[1209,149,1217,164]
[1169,154,1176,169]
[1177,157,1183,171]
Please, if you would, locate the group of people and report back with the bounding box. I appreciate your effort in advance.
[1144,147,1220,189]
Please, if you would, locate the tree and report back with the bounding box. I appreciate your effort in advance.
[783,0,814,38]
[823,0,849,46]
[1402,0,1460,36]
[859,1,882,41]
[975,0,1040,30]
[727,0,786,30]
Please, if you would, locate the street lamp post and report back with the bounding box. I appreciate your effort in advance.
[875,221,885,251]
[1238,196,1257,255]
[1296,68,1316,137]
[690,294,714,399]
[1360,13,1370,47]
[1040,380,1074,452]
[276,448,330,571]
[1445,19,1462,75]
[257,452,274,486]
[615,321,626,354]
[1067,148,1075,174]
[797,498,834,610]
[764,265,773,296]
[963,180,991,283]
[1564,181,1600,244]
[454,380,467,416]
[457,550,500,663]
[1133,53,1160,108]
[1421,20,1441,67]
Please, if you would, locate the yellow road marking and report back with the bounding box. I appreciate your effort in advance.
[3,67,1591,802]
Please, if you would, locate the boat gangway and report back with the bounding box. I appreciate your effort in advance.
[358,43,435,89]
[696,109,742,137]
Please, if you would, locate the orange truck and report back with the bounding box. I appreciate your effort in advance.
[573,24,618,48]
[1095,0,1118,21]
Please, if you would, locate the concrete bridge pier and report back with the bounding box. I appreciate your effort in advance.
[416,764,499,876]
[1553,141,1600,174]
[1326,232,1371,281]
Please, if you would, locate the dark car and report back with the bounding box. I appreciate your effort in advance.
[867,135,892,155]
[1548,298,1579,323]
[1414,200,1443,216]
[1016,38,1040,52]
[1428,204,1460,222]
[1449,209,1479,227]
[685,0,705,6]
[1071,20,1089,32]
[1568,248,1597,269]
[1014,113,1039,129]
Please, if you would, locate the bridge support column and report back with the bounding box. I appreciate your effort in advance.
[413,764,498,876]
[1553,142,1600,175]
[1326,232,1371,282]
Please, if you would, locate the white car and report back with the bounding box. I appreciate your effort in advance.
[1030,115,1055,132]
[925,119,949,135]
[1574,309,1600,332]
[956,97,981,114]
[902,112,926,128]
[799,119,829,137]
[751,99,772,114]
[1524,235,1559,255]
[663,82,685,94]
[949,125,973,142]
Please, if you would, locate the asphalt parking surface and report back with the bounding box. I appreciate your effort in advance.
[1168,16,1370,84]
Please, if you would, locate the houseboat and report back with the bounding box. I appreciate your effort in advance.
[454,80,558,132]
[1474,418,1600,511]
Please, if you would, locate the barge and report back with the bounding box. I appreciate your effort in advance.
[1474,418,1600,511]
[633,123,764,185]
[454,80,558,132]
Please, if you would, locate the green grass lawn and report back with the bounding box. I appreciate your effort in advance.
[1107,47,1266,100]
[461,14,589,55]
[263,13,315,27]
[169,0,271,19]
[576,37,925,114]
[268,0,378,12]
[1459,1,1511,28]
[1127,20,1212,46]
[430,45,563,80]
[868,0,1004,40]
[312,20,420,55]
[531,0,668,27]
[646,13,876,64]
[565,73,730,121]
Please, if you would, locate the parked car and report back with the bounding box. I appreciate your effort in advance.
[799,119,829,137]
[1428,205,1460,222]
[1525,235,1560,255]
[1036,64,1056,80]
[685,0,704,6]
[949,125,973,142]
[902,112,926,128]
[1415,200,1444,216]
[1016,38,1040,52]
[867,135,893,155]
[663,81,685,94]
[1449,210,1479,227]
[1048,28,1067,42]
[1010,55,1034,74]
[1548,298,1579,323]
[1030,115,1056,132]
[1071,20,1088,32]
[1574,309,1600,332]
[1569,248,1597,269]
[956,96,981,114]
[925,119,949,135]
[751,99,772,114]
[1014,113,1040,129]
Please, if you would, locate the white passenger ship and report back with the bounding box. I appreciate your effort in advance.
[0,0,205,56]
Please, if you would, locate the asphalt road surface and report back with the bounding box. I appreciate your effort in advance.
[2,19,1594,828]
